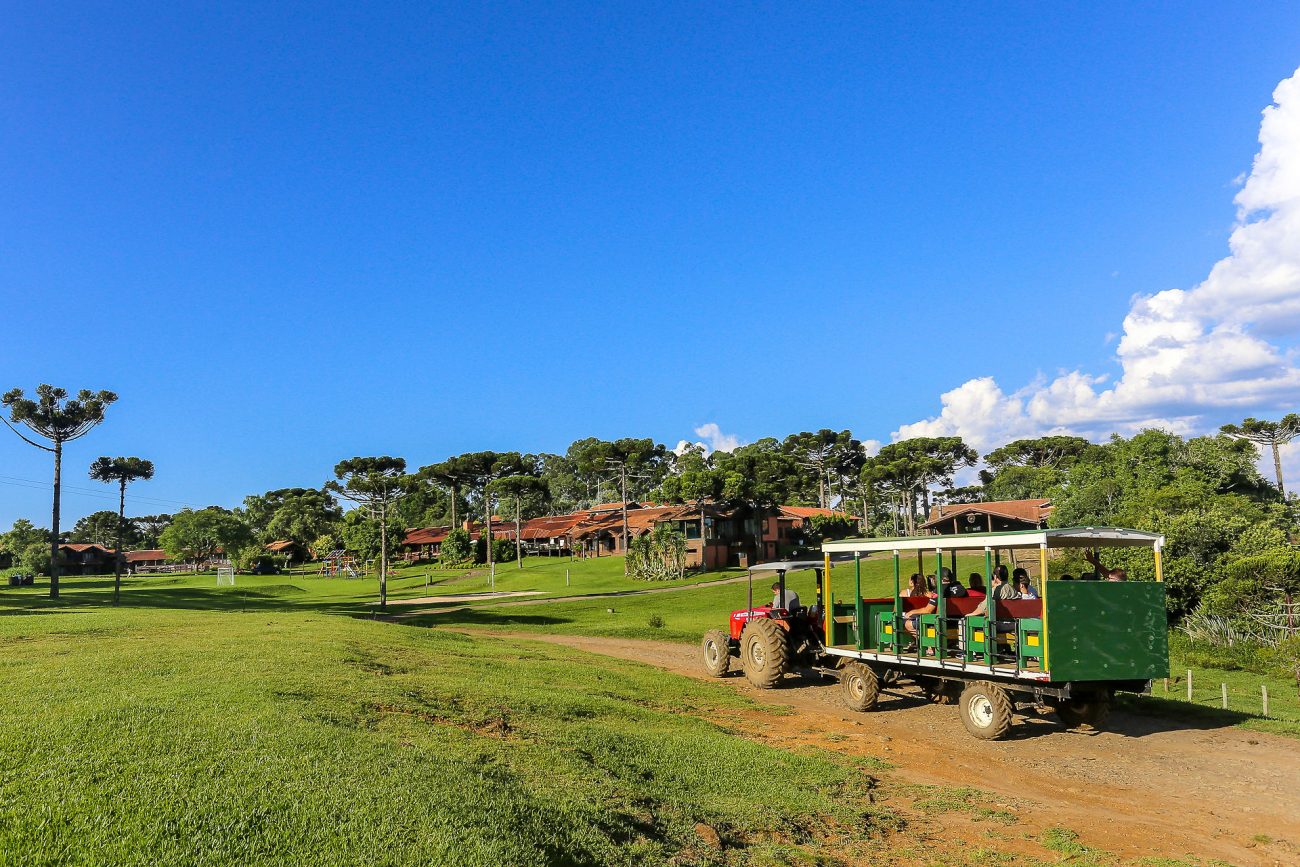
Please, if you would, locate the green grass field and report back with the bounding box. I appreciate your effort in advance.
[0,606,907,864]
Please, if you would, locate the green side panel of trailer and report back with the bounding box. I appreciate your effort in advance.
[1045,581,1168,682]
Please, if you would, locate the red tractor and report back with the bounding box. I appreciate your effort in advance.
[701,561,832,688]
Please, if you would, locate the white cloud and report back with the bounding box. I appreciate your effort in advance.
[675,422,744,456]
[896,67,1300,453]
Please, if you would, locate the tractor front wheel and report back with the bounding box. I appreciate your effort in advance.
[740,618,790,689]
[959,681,1014,740]
[1053,694,1112,730]
[840,662,880,712]
[701,629,732,677]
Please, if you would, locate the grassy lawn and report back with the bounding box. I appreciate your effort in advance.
[0,606,902,865]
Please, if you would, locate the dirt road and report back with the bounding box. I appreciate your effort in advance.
[472,630,1299,866]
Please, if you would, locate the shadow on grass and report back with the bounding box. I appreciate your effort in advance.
[402,608,573,630]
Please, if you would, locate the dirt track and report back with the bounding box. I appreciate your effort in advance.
[470,630,1300,866]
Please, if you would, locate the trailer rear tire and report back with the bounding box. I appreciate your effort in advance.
[1053,695,1111,730]
[741,619,789,689]
[840,662,880,712]
[959,681,1014,740]
[701,629,732,677]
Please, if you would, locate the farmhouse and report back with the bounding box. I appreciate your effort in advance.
[265,539,309,564]
[399,502,857,570]
[57,543,118,575]
[922,498,1053,535]
[125,549,168,571]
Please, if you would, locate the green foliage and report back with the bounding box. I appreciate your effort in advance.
[439,528,472,564]
[69,510,135,548]
[19,541,51,576]
[804,512,857,542]
[861,436,977,535]
[490,537,516,564]
[781,429,865,508]
[0,519,47,556]
[340,510,383,561]
[627,525,687,581]
[160,507,255,563]
[2,384,116,445]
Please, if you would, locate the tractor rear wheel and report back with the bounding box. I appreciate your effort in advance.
[840,662,880,712]
[740,618,790,689]
[701,629,732,677]
[959,681,1014,740]
[1053,694,1112,730]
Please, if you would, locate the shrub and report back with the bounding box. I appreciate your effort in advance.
[628,526,687,581]
[648,615,665,629]
[439,529,472,564]
[19,542,51,577]
[490,538,516,564]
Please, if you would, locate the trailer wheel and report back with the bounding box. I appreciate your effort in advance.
[740,618,789,689]
[840,662,880,712]
[1053,695,1112,730]
[959,681,1014,740]
[701,629,732,677]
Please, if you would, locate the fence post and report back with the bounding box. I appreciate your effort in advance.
[1262,684,1269,717]
[1187,669,1193,702]
[1221,683,1228,710]
[566,568,570,587]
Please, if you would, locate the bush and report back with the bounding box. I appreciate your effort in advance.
[19,542,51,577]
[628,526,687,581]
[439,529,472,564]
[491,538,516,564]
[647,615,665,629]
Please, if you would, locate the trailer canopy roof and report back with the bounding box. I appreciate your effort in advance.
[822,526,1164,555]
[747,559,847,574]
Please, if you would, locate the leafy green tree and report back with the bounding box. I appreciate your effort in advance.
[416,457,481,528]
[1049,429,1286,615]
[1220,414,1300,495]
[1,519,47,560]
[439,528,472,564]
[861,437,977,535]
[714,439,799,562]
[19,541,51,576]
[2,384,117,598]
[782,429,862,508]
[263,489,342,548]
[980,435,1096,501]
[70,510,137,548]
[159,507,254,565]
[573,438,667,572]
[326,457,413,609]
[89,456,155,605]
[489,472,548,567]
[131,514,171,548]
[658,446,725,545]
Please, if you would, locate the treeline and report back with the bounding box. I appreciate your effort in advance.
[3,380,1297,618]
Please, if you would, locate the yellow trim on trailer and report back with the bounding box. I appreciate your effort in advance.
[1039,543,1050,672]
[823,552,832,641]
[1154,547,1164,582]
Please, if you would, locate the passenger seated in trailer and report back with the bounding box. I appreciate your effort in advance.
[940,568,968,598]
[967,572,986,595]
[1084,550,1128,581]
[970,565,1016,617]
[771,580,800,611]
[1014,571,1038,599]
[905,573,928,598]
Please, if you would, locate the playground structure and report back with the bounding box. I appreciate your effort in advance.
[319,550,361,578]
[702,527,1169,739]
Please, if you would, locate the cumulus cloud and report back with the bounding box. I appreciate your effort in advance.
[674,422,744,456]
[896,67,1300,453]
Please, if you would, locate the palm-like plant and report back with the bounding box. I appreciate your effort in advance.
[89,457,155,605]
[2,385,117,598]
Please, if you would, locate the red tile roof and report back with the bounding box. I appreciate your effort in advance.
[125,549,166,562]
[777,506,856,520]
[265,540,299,553]
[59,543,112,554]
[923,499,1053,529]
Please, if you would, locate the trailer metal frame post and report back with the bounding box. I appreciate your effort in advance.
[935,548,945,659]
[1039,542,1050,673]
[916,550,924,585]
[983,547,994,667]
[823,552,832,643]
[1154,539,1164,583]
[891,549,901,655]
[854,552,863,650]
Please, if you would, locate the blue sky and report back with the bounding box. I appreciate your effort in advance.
[3,3,1300,526]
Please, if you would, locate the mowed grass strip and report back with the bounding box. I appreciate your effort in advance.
[0,608,894,865]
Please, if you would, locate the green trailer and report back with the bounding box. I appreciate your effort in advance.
[817,527,1168,739]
